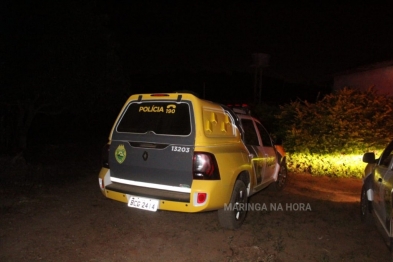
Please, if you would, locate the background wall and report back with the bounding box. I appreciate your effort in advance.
[334,61,393,94]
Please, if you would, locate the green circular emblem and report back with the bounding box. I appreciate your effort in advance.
[115,144,127,164]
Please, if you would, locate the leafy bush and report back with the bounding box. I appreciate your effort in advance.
[275,87,393,177]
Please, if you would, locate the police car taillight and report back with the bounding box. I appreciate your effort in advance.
[193,152,220,180]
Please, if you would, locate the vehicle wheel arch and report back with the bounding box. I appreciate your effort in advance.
[360,174,374,224]
[363,173,374,201]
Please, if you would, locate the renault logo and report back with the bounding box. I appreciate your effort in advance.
[142,151,148,161]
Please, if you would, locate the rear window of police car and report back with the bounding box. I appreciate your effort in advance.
[116,102,191,135]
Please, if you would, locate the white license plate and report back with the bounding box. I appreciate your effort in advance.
[128,195,159,212]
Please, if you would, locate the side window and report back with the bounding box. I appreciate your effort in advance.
[241,119,260,146]
[256,122,273,147]
[380,147,393,167]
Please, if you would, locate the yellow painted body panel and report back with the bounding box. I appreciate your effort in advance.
[98,167,110,195]
[106,189,128,202]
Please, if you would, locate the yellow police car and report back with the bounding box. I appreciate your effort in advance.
[98,92,286,229]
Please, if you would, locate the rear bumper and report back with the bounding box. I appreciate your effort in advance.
[98,168,230,213]
[106,182,190,202]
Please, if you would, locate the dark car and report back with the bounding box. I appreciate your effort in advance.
[361,140,393,259]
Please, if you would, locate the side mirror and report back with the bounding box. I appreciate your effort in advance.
[363,152,376,164]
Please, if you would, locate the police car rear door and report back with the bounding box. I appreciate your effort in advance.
[109,99,195,191]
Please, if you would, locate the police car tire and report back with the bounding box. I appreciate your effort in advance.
[360,184,373,224]
[271,161,287,191]
[218,180,248,229]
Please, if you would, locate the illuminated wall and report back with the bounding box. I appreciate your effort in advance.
[333,60,393,95]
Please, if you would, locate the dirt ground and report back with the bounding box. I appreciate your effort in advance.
[0,144,391,262]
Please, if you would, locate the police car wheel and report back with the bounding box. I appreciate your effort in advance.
[360,184,373,224]
[218,180,248,229]
[274,162,287,191]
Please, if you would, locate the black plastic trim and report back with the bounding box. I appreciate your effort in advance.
[106,182,190,202]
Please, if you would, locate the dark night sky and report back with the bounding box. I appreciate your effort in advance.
[104,1,393,83]
[3,1,393,93]
[2,1,393,144]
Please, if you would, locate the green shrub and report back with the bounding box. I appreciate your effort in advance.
[286,152,367,178]
[275,87,393,177]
